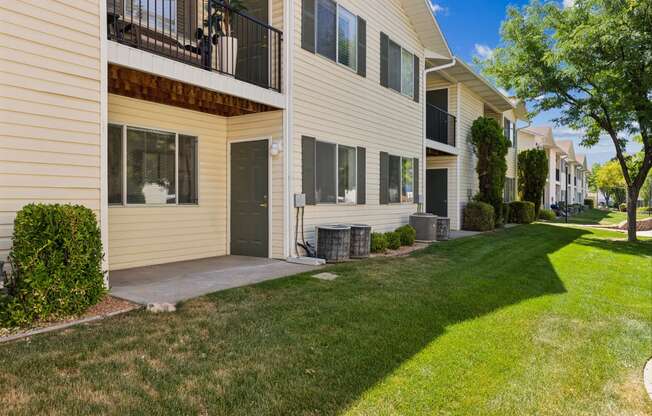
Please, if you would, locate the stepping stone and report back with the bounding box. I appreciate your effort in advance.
[312,272,338,281]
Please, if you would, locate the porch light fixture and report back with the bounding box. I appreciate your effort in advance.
[270,141,283,156]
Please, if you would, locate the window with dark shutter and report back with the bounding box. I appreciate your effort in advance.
[302,0,316,53]
[413,56,420,102]
[316,0,337,61]
[414,158,420,203]
[302,136,316,205]
[388,40,402,92]
[316,141,337,203]
[380,32,389,87]
[380,152,389,204]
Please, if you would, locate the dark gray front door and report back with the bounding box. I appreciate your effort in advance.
[427,169,448,217]
[231,140,269,257]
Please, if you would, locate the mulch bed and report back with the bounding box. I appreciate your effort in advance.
[0,295,139,342]
[370,242,430,258]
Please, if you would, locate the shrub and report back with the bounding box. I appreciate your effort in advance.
[503,203,511,224]
[463,202,495,231]
[538,208,556,221]
[1,204,105,327]
[584,198,594,209]
[395,225,416,246]
[619,203,627,212]
[509,201,536,224]
[385,231,401,250]
[370,232,388,253]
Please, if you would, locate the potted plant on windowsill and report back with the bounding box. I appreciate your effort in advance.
[205,0,247,75]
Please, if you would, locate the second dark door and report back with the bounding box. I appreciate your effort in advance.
[231,140,269,257]
[426,169,448,217]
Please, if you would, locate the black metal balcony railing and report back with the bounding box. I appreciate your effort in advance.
[556,169,560,182]
[107,0,282,92]
[426,104,456,147]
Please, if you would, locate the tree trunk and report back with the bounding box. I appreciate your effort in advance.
[626,186,639,242]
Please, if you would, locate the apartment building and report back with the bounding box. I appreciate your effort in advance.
[0,0,452,282]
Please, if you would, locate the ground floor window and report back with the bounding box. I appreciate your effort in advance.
[382,153,418,204]
[108,124,198,206]
[504,177,516,202]
[315,140,358,204]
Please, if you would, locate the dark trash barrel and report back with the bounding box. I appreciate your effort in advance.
[316,225,351,262]
[348,224,371,259]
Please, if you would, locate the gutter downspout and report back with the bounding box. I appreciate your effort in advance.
[425,57,456,74]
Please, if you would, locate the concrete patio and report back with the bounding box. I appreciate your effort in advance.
[110,256,320,305]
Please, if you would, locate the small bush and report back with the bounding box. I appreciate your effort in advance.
[538,208,556,221]
[395,225,416,246]
[385,231,401,250]
[584,199,594,209]
[463,202,495,231]
[370,232,388,253]
[1,204,105,327]
[509,201,536,224]
[619,203,627,212]
[502,203,511,224]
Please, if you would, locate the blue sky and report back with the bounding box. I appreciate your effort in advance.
[428,0,642,167]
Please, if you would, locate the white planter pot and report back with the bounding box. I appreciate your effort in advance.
[217,36,238,75]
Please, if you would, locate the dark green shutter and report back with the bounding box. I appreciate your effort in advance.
[357,147,366,204]
[513,124,518,148]
[380,32,389,87]
[301,0,316,53]
[380,151,389,204]
[413,55,420,102]
[413,158,420,204]
[302,136,316,205]
[357,17,366,77]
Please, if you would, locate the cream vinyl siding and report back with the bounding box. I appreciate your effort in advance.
[227,111,284,259]
[456,84,484,206]
[0,0,102,262]
[426,157,459,230]
[108,95,228,270]
[291,0,425,250]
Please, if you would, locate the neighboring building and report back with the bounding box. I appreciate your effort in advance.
[423,58,526,230]
[0,1,451,280]
[517,128,589,208]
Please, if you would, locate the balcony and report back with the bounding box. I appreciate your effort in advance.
[556,169,560,182]
[107,0,282,92]
[426,104,456,147]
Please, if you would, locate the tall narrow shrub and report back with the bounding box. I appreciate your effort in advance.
[518,149,549,217]
[470,117,510,224]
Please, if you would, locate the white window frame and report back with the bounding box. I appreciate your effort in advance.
[315,139,359,205]
[315,0,359,73]
[109,124,200,207]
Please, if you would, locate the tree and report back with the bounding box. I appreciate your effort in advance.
[470,117,510,225]
[595,160,627,206]
[484,0,652,241]
[518,149,549,216]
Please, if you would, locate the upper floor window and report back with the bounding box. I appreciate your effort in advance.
[303,0,366,75]
[126,0,177,33]
[381,33,419,101]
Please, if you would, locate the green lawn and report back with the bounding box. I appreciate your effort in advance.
[1,225,651,415]
[554,208,651,225]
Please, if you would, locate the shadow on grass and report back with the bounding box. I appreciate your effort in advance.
[553,208,614,225]
[0,225,593,415]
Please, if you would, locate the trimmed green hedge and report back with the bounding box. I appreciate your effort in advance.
[385,231,401,250]
[1,204,105,327]
[463,202,495,231]
[370,232,388,253]
[509,201,536,224]
[395,225,416,246]
[538,208,556,221]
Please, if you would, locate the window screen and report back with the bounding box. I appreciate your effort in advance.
[316,0,337,61]
[388,40,402,93]
[338,145,357,203]
[401,49,414,97]
[178,135,198,204]
[337,5,357,70]
[126,127,176,204]
[388,155,401,203]
[401,157,414,203]
[316,141,337,203]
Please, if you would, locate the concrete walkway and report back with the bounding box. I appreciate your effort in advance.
[110,256,320,305]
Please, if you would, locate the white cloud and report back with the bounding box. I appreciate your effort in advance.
[429,1,448,15]
[474,44,494,60]
[563,0,575,8]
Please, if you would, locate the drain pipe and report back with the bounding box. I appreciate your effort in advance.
[425,57,457,74]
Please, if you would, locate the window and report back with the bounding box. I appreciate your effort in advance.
[315,0,358,71]
[384,35,416,97]
[108,124,123,205]
[338,145,357,203]
[108,125,198,206]
[504,118,513,145]
[401,49,414,98]
[388,155,401,203]
[504,177,516,202]
[401,158,414,203]
[126,0,177,33]
[337,5,357,71]
[316,141,337,203]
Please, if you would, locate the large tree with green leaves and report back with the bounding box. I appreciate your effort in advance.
[470,117,510,225]
[518,149,549,216]
[595,160,628,206]
[484,0,652,241]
